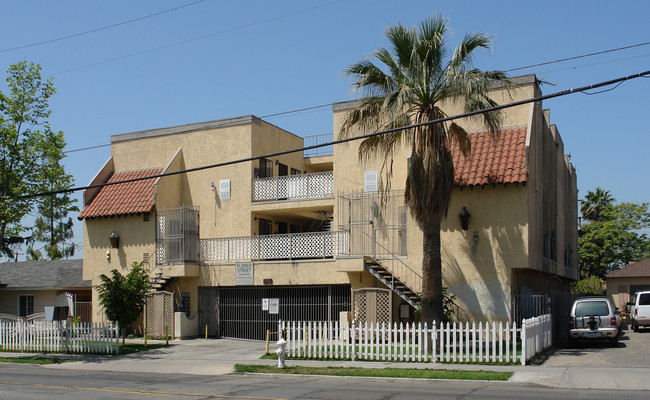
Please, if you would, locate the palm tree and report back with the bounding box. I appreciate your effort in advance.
[580,187,614,223]
[340,15,510,322]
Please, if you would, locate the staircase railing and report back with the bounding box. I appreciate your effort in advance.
[362,231,422,295]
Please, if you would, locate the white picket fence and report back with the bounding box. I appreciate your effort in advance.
[279,314,551,365]
[0,320,120,354]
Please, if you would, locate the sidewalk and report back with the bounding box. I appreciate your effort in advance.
[4,338,649,391]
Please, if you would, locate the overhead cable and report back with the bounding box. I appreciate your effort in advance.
[0,0,207,53]
[24,69,650,200]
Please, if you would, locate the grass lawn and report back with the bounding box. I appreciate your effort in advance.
[235,364,513,380]
[117,343,169,355]
[0,342,169,360]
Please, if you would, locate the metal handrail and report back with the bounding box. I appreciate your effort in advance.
[362,231,422,294]
[303,133,333,157]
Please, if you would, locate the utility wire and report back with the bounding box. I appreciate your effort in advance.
[25,69,650,200]
[61,44,650,156]
[63,103,334,155]
[45,0,345,78]
[0,1,207,53]
[504,41,650,73]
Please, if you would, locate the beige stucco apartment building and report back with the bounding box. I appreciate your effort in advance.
[79,75,578,339]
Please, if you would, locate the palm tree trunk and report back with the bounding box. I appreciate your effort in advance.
[420,216,444,323]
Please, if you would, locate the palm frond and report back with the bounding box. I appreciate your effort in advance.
[448,32,493,75]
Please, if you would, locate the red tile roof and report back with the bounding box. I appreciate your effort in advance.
[78,168,163,219]
[452,125,528,187]
[606,259,650,278]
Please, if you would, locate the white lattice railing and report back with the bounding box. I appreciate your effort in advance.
[252,171,333,202]
[201,231,341,262]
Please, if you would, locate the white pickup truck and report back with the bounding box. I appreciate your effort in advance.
[630,290,650,332]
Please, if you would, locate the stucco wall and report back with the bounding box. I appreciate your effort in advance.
[83,215,156,321]
[0,290,57,315]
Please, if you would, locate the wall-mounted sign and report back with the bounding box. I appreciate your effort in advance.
[364,171,378,193]
[269,298,279,314]
[235,262,253,285]
[219,179,231,201]
[262,298,269,311]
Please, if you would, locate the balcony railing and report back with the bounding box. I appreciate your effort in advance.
[252,171,333,202]
[201,231,346,262]
[303,133,333,157]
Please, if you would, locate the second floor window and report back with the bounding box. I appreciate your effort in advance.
[258,158,273,178]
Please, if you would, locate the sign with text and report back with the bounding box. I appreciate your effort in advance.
[364,171,378,193]
[269,298,279,314]
[235,262,253,285]
[219,179,231,201]
[262,298,269,311]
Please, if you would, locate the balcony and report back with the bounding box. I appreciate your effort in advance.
[303,133,333,157]
[252,171,333,202]
[200,231,346,263]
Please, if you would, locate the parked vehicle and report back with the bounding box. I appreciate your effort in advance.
[630,291,650,332]
[568,297,620,347]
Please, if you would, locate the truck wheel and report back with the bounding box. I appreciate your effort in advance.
[633,321,639,332]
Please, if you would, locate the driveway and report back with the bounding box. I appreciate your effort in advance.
[542,325,650,368]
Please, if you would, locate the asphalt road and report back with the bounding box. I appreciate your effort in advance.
[543,325,650,367]
[1,365,650,400]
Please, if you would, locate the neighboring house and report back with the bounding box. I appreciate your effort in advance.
[606,259,650,311]
[79,74,578,339]
[0,260,92,320]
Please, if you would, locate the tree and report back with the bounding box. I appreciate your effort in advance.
[571,276,605,296]
[340,15,509,322]
[580,187,614,223]
[0,61,73,259]
[95,262,151,344]
[26,129,78,260]
[579,193,650,278]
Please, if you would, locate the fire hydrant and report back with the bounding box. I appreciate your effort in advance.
[275,337,287,369]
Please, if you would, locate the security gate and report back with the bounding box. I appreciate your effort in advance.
[200,285,350,340]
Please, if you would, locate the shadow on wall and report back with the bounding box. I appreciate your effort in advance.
[442,222,526,322]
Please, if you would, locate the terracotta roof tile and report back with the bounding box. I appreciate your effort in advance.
[78,167,163,219]
[452,126,528,187]
[606,259,650,278]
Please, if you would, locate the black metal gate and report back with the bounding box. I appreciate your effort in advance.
[214,285,350,340]
[198,287,218,337]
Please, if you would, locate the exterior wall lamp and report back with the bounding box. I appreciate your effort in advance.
[458,207,471,231]
[210,182,216,191]
[109,231,120,249]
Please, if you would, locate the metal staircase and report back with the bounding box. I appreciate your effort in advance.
[150,268,172,292]
[365,256,420,308]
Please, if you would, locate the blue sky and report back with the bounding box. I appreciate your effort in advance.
[2,0,649,258]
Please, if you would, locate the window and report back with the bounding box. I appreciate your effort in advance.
[258,218,272,235]
[639,294,650,306]
[290,168,301,175]
[575,301,609,317]
[258,158,273,178]
[18,295,34,317]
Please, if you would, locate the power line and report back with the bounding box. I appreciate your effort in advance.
[504,41,650,73]
[45,1,345,78]
[0,1,207,53]
[29,69,650,200]
[60,42,650,156]
[62,104,334,155]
